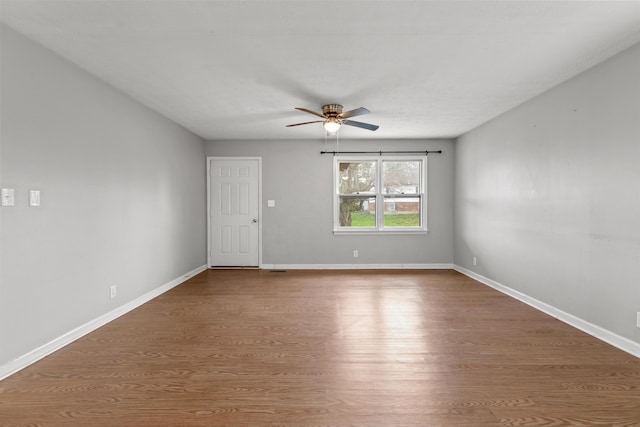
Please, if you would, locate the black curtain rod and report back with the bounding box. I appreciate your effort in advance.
[320,150,442,155]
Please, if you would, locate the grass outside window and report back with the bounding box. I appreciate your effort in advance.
[351,212,420,227]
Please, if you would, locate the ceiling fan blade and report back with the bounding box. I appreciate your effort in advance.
[338,107,370,119]
[286,120,323,127]
[343,120,379,131]
[295,107,326,119]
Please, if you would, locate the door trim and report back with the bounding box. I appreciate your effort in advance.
[207,156,262,268]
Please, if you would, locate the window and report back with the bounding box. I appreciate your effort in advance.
[333,156,428,234]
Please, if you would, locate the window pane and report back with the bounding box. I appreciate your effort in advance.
[383,196,420,227]
[382,161,420,194]
[338,161,376,195]
[339,197,376,227]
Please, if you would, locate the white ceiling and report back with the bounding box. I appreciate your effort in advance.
[1,0,639,141]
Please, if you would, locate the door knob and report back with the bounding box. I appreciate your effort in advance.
[252,218,258,223]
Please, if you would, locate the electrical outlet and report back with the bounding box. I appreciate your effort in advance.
[636,312,640,329]
[353,250,359,258]
[473,256,477,266]
[110,285,117,299]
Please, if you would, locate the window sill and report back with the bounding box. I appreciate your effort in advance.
[333,229,430,236]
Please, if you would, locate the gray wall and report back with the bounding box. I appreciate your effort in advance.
[0,25,207,367]
[206,139,455,266]
[455,43,640,343]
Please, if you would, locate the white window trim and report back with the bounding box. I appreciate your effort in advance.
[333,155,429,235]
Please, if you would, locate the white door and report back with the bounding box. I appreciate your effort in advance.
[208,157,261,267]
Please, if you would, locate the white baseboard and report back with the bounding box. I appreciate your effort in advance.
[453,264,640,359]
[0,264,207,381]
[261,263,454,270]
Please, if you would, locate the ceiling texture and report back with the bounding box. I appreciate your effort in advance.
[1,0,639,141]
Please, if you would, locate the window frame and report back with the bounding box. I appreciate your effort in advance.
[333,155,429,235]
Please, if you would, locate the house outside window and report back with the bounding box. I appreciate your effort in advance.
[333,156,428,234]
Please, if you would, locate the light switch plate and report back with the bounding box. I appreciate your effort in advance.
[29,190,41,206]
[1,188,15,206]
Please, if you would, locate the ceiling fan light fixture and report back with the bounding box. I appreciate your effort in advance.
[323,117,341,133]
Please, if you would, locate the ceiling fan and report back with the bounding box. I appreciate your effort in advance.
[286,104,379,133]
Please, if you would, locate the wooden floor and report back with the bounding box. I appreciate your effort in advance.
[1,269,639,426]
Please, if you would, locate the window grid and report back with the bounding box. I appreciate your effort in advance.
[334,156,428,234]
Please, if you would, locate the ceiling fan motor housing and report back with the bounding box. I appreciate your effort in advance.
[322,104,343,117]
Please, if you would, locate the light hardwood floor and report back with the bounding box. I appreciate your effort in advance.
[1,269,639,426]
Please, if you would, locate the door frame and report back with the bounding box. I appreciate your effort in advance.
[207,156,262,268]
